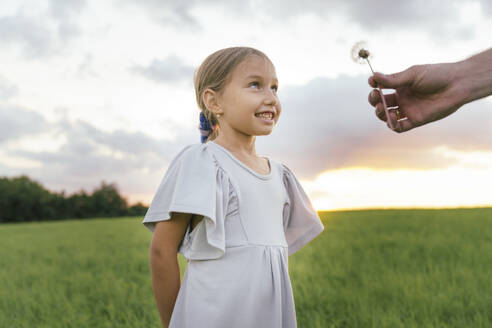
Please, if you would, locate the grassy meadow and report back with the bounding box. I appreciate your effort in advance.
[1,208,492,327]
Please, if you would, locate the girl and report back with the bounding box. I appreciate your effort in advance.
[142,47,324,328]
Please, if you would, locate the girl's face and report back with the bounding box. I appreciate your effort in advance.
[216,55,281,139]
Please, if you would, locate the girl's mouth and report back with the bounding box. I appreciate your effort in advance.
[255,112,274,124]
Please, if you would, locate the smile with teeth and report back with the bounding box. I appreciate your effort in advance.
[255,112,274,120]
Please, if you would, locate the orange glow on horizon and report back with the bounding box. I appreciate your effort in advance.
[129,148,492,211]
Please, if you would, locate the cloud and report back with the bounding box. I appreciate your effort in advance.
[0,106,49,142]
[127,0,485,42]
[256,75,492,179]
[0,77,18,99]
[3,109,197,196]
[264,0,483,39]
[49,0,86,19]
[131,56,195,84]
[481,0,492,15]
[339,1,459,29]
[53,119,175,157]
[49,0,86,41]
[119,0,201,28]
[0,0,86,58]
[77,54,99,78]
[337,0,490,41]
[0,14,56,58]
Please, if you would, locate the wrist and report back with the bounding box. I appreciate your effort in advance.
[456,51,492,106]
[437,60,470,111]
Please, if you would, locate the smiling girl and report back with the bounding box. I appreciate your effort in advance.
[142,47,324,328]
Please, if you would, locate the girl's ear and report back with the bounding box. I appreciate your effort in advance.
[202,88,221,115]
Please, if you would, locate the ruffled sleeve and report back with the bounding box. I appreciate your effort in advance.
[282,164,324,256]
[142,143,231,260]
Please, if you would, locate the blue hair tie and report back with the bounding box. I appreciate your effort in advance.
[199,112,213,143]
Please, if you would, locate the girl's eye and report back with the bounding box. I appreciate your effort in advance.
[271,85,278,92]
[249,82,260,88]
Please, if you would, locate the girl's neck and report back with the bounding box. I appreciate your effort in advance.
[212,134,257,158]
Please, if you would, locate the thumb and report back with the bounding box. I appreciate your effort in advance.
[373,69,412,89]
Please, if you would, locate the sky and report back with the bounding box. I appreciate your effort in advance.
[1,0,491,211]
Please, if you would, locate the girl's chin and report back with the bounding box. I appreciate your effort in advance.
[254,128,274,136]
[233,123,275,137]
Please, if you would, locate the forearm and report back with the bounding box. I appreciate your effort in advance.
[150,249,181,328]
[456,47,492,105]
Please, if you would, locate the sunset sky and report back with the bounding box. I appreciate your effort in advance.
[1,0,491,211]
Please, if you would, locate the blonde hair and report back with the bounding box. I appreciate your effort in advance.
[194,47,271,142]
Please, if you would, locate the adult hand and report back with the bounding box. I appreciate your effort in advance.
[367,47,492,133]
[368,63,467,132]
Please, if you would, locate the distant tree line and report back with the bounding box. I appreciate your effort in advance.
[0,175,148,223]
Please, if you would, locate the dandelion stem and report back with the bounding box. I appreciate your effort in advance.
[365,58,375,74]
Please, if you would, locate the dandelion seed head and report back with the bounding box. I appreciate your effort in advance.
[351,41,373,64]
[358,49,370,59]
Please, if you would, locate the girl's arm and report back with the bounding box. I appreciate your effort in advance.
[149,212,193,328]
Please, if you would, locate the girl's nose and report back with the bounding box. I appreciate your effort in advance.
[264,90,278,106]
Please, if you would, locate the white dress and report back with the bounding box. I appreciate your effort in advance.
[142,141,324,328]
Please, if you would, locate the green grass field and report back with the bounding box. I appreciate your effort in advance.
[1,208,492,327]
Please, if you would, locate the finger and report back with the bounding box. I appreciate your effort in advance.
[397,118,413,132]
[368,76,377,88]
[372,69,414,89]
[387,113,413,133]
[392,120,413,133]
[375,103,387,122]
[386,109,398,130]
[368,90,398,107]
[368,89,379,105]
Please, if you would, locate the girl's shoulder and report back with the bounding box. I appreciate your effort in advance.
[274,160,297,180]
[172,142,208,159]
[167,142,217,171]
